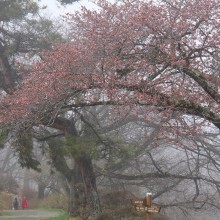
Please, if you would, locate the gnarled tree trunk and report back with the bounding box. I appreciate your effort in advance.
[47,116,102,218]
[76,155,101,220]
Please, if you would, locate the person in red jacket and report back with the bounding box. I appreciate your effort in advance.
[21,196,29,209]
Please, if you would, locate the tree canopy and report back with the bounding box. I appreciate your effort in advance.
[0,0,63,93]
[0,0,65,171]
[0,0,219,136]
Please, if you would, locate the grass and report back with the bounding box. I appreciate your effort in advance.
[44,211,69,220]
[0,211,10,216]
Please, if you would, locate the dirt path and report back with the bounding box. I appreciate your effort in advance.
[0,209,62,220]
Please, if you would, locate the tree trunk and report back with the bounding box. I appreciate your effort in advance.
[23,170,30,196]
[50,118,102,219]
[77,155,101,220]
[68,178,81,217]
[38,183,45,199]
[0,43,16,92]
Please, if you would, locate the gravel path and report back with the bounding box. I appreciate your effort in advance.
[0,209,62,220]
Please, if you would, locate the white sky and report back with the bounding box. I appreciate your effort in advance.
[39,0,99,17]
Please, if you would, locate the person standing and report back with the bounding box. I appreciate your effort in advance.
[21,196,29,209]
[12,197,19,210]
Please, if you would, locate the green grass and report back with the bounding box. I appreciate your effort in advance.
[0,211,11,216]
[44,211,69,220]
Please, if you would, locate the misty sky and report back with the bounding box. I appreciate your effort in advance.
[39,0,98,17]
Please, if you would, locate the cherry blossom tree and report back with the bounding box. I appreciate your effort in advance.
[0,0,219,131]
[0,0,220,218]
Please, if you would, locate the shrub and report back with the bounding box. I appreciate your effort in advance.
[39,193,68,210]
[0,191,14,210]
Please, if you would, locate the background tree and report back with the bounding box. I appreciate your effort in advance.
[0,0,67,211]
[0,0,63,93]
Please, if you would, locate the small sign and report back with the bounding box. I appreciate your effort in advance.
[146,205,161,213]
[134,205,160,213]
[131,194,161,220]
[135,206,145,212]
[130,198,145,205]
